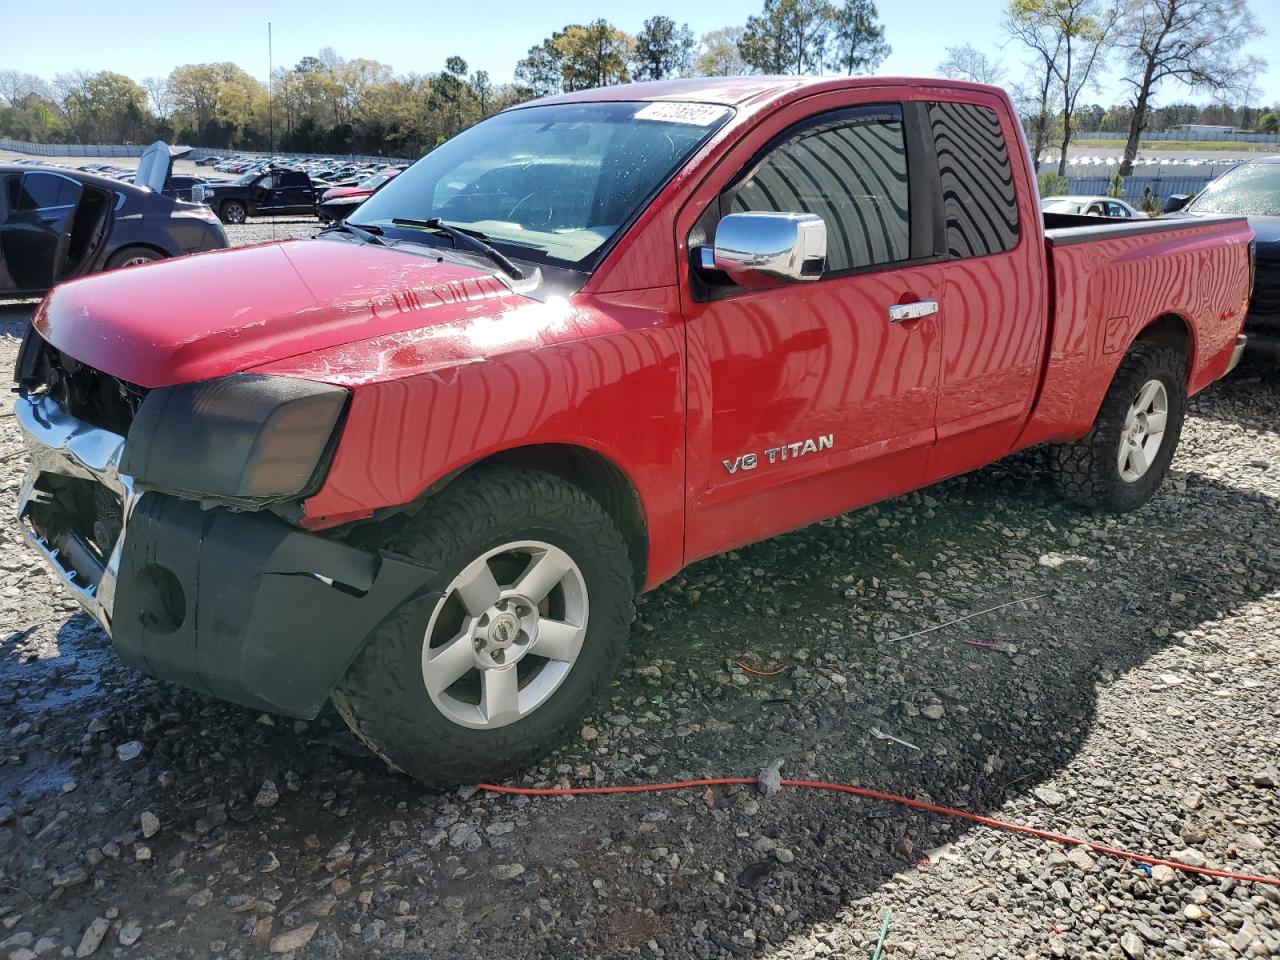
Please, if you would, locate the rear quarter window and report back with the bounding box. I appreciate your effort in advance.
[928,102,1019,259]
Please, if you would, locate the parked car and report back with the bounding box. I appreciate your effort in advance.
[14,79,1253,786]
[191,168,316,223]
[316,168,400,222]
[0,141,226,297]
[1041,195,1142,218]
[1164,156,1279,362]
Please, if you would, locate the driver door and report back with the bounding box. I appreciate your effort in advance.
[251,173,277,212]
[681,100,945,561]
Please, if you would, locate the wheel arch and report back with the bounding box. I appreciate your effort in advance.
[395,443,651,591]
[104,241,171,268]
[1132,312,1195,380]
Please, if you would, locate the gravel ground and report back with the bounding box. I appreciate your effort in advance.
[0,228,1278,960]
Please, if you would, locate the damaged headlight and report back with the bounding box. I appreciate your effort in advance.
[122,375,348,503]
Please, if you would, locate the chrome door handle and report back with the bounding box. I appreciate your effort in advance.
[888,300,939,323]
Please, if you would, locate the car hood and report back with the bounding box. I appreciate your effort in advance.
[1174,211,1280,249]
[33,239,536,389]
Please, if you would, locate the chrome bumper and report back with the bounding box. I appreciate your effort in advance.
[15,393,139,631]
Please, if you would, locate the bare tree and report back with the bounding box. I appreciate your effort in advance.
[937,44,1007,84]
[1005,9,1066,171]
[1115,0,1265,176]
[142,76,174,126]
[0,70,51,106]
[1012,0,1121,177]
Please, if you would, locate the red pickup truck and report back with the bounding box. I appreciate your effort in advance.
[15,78,1254,786]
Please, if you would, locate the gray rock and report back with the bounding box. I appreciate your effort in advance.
[269,922,318,954]
[1033,785,1066,807]
[115,741,143,762]
[1120,931,1145,959]
[74,919,109,959]
[757,759,784,796]
[139,811,160,839]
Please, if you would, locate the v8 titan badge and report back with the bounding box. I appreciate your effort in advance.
[724,434,834,475]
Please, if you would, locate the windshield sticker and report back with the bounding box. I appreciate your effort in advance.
[634,102,727,126]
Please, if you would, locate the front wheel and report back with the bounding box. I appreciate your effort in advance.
[220,200,247,224]
[1050,342,1187,511]
[332,468,636,787]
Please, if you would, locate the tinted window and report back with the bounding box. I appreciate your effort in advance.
[281,172,309,187]
[17,172,79,211]
[728,106,910,272]
[928,102,1019,258]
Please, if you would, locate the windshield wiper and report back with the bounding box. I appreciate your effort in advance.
[391,217,525,280]
[319,220,387,246]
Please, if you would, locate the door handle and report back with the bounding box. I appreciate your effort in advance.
[888,300,939,323]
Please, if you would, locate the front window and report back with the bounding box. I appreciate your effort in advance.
[1189,162,1280,216]
[354,100,732,270]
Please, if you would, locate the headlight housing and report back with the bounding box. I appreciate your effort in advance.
[122,375,348,503]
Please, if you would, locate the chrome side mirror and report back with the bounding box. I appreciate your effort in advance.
[699,212,827,286]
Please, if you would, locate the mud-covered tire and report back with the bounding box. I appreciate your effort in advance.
[220,200,247,224]
[1050,342,1187,511]
[331,468,636,787]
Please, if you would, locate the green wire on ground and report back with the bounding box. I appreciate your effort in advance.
[871,906,892,960]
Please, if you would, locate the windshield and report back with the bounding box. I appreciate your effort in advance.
[354,100,732,270]
[1189,162,1280,216]
[359,172,392,190]
[236,171,261,185]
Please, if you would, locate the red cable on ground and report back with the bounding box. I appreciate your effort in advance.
[477,776,1280,887]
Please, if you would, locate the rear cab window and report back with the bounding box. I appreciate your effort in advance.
[926,100,1020,259]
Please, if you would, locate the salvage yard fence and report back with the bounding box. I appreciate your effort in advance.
[1076,129,1280,143]
[1067,174,1214,203]
[0,138,403,165]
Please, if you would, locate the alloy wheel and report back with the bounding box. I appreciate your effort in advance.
[421,540,588,730]
[1117,378,1169,482]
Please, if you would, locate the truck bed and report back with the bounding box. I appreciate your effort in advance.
[1018,212,1253,449]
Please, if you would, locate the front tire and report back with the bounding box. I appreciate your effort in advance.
[332,468,636,787]
[220,200,247,224]
[1051,342,1187,511]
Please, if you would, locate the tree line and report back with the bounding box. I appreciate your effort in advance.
[0,0,1270,164]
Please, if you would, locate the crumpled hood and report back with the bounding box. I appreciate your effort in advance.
[33,239,530,388]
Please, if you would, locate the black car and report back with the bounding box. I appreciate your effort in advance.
[1166,156,1280,363]
[191,168,316,224]
[0,142,227,297]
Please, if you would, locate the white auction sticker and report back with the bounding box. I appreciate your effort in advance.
[633,102,727,126]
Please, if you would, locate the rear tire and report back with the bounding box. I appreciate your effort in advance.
[105,246,164,270]
[331,468,636,787]
[220,200,247,224]
[1050,342,1187,511]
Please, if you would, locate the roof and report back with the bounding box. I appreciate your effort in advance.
[0,163,147,193]
[530,75,1004,110]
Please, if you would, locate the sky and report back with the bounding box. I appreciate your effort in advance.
[5,0,1279,107]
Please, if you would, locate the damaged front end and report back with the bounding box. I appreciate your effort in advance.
[14,329,432,718]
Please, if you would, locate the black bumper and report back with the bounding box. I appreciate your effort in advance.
[113,495,433,718]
